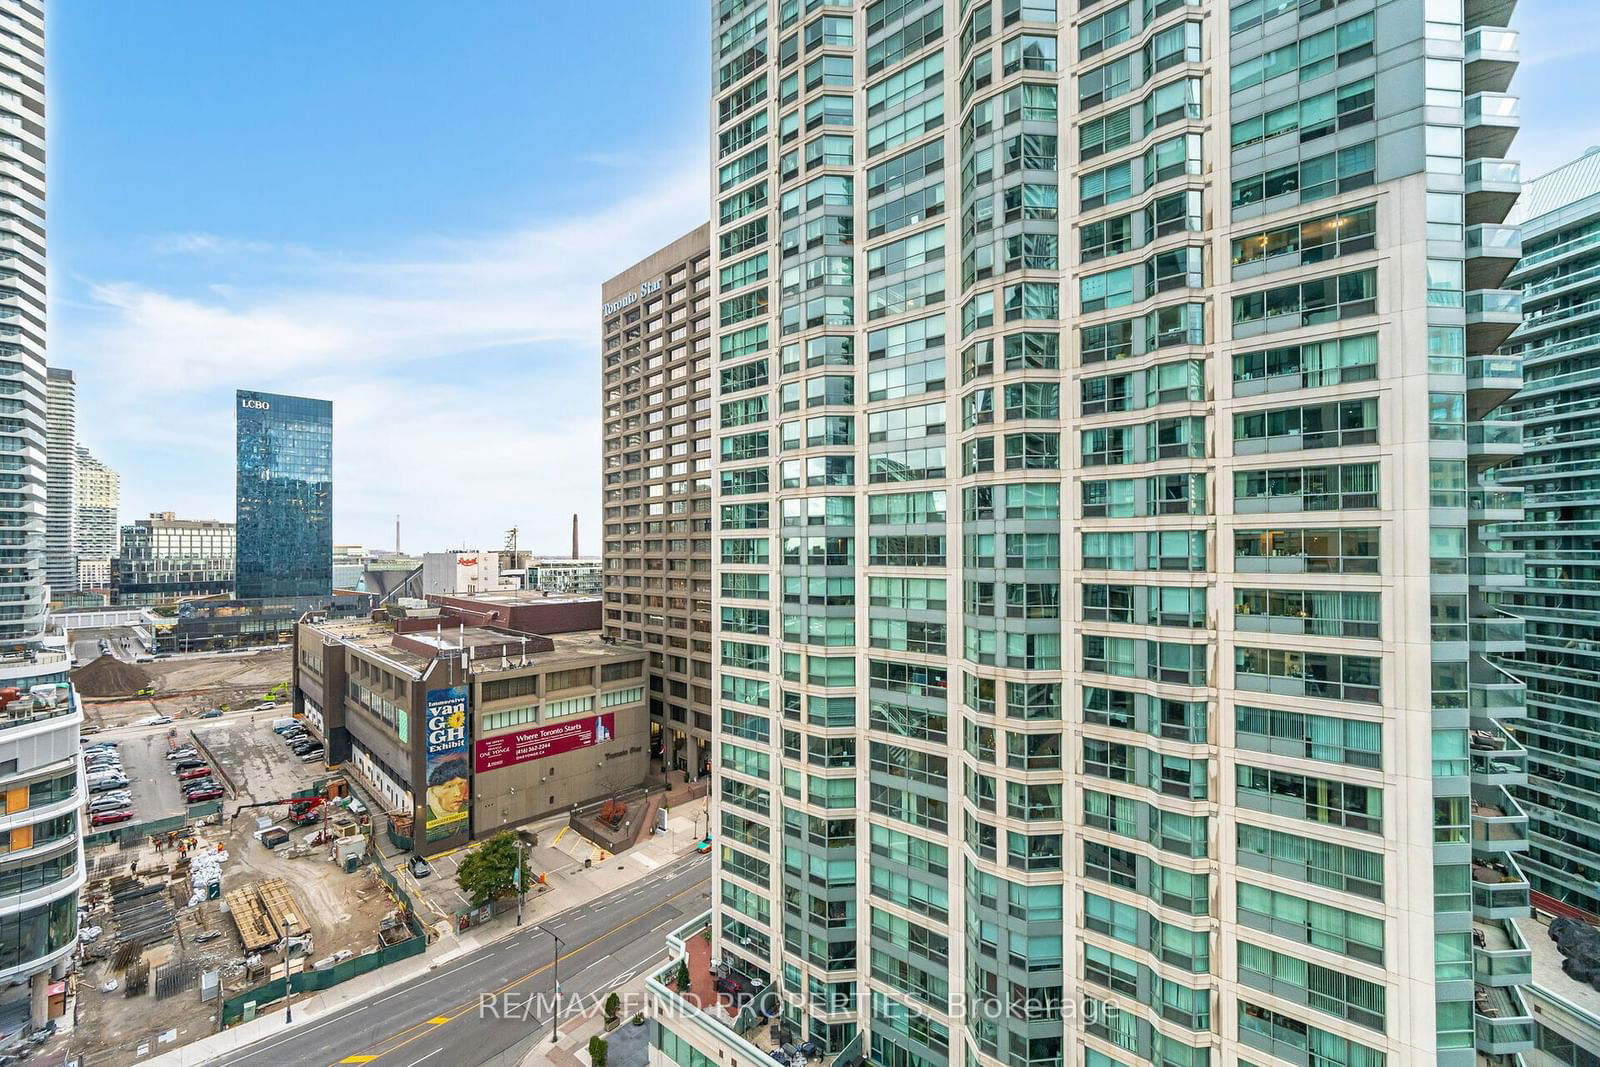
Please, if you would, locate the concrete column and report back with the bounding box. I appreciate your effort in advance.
[29,970,49,1027]
[51,957,68,981]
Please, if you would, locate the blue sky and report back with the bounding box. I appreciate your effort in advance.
[47,2,1600,553]
[50,2,711,554]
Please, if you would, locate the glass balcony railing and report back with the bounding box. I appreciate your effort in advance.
[1467,159,1521,187]
[1471,785,1529,852]
[1467,92,1521,123]
[1466,27,1520,55]
[1467,224,1522,257]
[1469,718,1527,784]
[1468,616,1524,646]
[1466,356,1523,387]
[1467,289,1523,316]
[1469,554,1524,578]
[1471,919,1532,987]
[1474,984,1535,1054]
[1471,855,1529,918]
[1467,422,1522,448]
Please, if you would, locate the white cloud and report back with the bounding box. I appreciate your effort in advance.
[57,146,709,552]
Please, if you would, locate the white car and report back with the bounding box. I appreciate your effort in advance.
[138,714,173,726]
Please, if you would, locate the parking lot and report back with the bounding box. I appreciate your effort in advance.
[192,717,324,805]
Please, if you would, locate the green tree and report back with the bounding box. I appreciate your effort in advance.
[588,1035,608,1067]
[674,959,690,991]
[604,991,621,1023]
[454,832,531,907]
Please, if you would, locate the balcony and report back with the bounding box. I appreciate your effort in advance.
[1466,159,1521,226]
[1469,657,1526,718]
[1469,718,1527,787]
[1474,984,1535,1055]
[1466,93,1520,160]
[1467,486,1524,522]
[1471,784,1529,855]
[1469,614,1525,656]
[1467,420,1522,467]
[1465,28,1519,94]
[1472,854,1530,919]
[1466,224,1522,290]
[1466,356,1523,417]
[1472,919,1533,988]
[1466,288,1524,353]
[1468,551,1524,591]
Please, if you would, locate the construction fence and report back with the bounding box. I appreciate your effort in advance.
[217,857,428,1027]
[218,933,425,1025]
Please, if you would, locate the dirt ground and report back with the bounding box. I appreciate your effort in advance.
[77,648,292,731]
[70,719,404,1067]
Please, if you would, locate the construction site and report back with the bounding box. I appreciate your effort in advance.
[68,717,425,1066]
[70,646,292,729]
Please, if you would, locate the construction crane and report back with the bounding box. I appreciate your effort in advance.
[505,526,518,554]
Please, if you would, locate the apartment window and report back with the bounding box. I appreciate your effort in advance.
[1232,268,1377,330]
[1232,140,1375,210]
[1235,646,1380,703]
[1233,527,1378,574]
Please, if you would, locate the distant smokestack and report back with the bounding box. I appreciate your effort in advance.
[395,514,401,554]
[571,513,579,559]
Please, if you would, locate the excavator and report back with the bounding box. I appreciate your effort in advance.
[229,794,325,825]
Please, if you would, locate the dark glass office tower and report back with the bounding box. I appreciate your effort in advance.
[235,390,332,600]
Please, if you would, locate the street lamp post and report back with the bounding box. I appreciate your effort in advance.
[536,923,563,1043]
[515,836,526,926]
[281,938,293,1024]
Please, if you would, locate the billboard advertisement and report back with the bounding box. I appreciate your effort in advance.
[474,713,615,773]
[423,686,470,842]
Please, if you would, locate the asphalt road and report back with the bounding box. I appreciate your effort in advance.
[208,851,714,1067]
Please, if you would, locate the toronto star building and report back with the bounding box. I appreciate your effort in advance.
[637,1,1536,1066]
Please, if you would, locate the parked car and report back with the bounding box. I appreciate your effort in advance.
[90,798,131,813]
[408,857,432,878]
[88,776,129,791]
[271,719,298,733]
[172,760,208,773]
[183,787,223,802]
[165,747,197,761]
[138,714,172,726]
[184,784,220,799]
[299,750,324,763]
[177,765,213,781]
[90,809,135,826]
[290,741,318,754]
[199,708,223,719]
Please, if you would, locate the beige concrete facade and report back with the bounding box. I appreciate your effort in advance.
[601,225,717,780]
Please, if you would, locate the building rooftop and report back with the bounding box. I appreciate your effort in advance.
[308,617,641,673]
[1513,914,1600,1020]
[436,589,601,607]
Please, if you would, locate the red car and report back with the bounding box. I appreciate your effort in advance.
[90,809,135,826]
[178,765,213,781]
[184,787,223,802]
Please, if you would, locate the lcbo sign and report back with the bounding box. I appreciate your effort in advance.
[240,398,271,411]
[601,277,662,317]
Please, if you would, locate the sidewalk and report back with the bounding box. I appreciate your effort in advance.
[144,794,708,1067]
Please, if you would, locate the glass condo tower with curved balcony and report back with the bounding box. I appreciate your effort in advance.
[646,2,1531,1066]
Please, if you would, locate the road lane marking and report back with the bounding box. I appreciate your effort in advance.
[404,1051,443,1067]
[226,1006,365,1064]
[339,1058,378,1064]
[331,878,710,1062]
[426,1017,449,1024]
